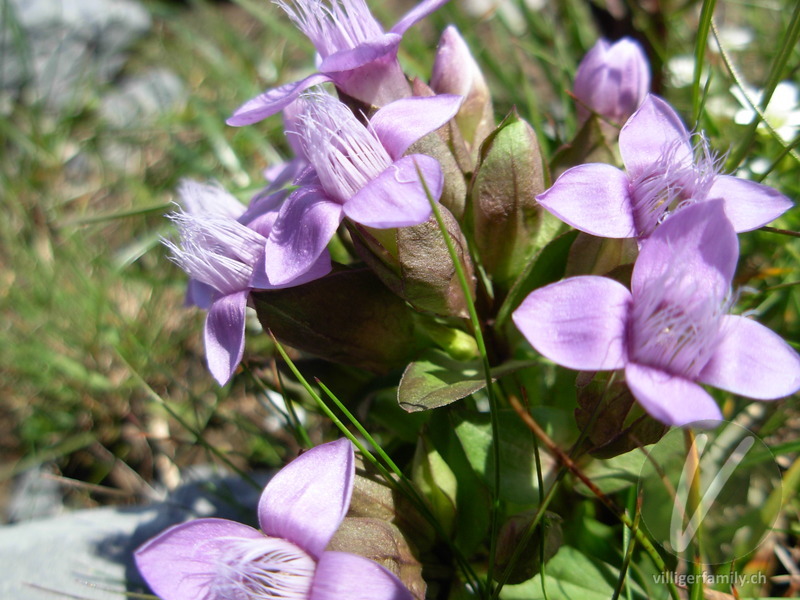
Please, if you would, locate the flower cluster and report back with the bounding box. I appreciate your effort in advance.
[163,0,462,384]
[147,2,800,597]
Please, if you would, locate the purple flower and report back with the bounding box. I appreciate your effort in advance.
[227,0,450,126]
[263,89,462,285]
[136,439,413,600]
[537,95,793,240]
[512,200,800,426]
[165,181,331,385]
[573,37,650,126]
[430,25,493,154]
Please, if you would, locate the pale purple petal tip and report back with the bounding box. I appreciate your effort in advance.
[343,154,440,228]
[186,279,215,310]
[227,73,333,126]
[574,37,650,125]
[536,164,637,238]
[391,0,450,36]
[709,174,793,232]
[264,187,343,286]
[370,94,464,160]
[259,439,355,558]
[318,34,401,73]
[135,519,262,600]
[251,248,332,289]
[620,94,693,178]
[204,290,249,385]
[178,179,246,219]
[512,276,630,371]
[699,315,800,400]
[625,363,723,426]
[311,551,413,600]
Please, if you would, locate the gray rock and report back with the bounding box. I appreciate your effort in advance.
[6,466,64,523]
[100,67,187,127]
[0,0,151,108]
[0,469,269,600]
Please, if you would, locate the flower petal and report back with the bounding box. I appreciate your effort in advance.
[698,315,800,399]
[135,518,263,600]
[619,95,693,179]
[318,34,401,73]
[259,439,355,558]
[574,38,650,125]
[343,154,441,228]
[390,0,450,36]
[178,179,245,219]
[512,276,630,371]
[625,363,723,426]
[311,551,412,600]
[264,187,343,285]
[708,174,792,232]
[251,249,332,289]
[536,163,637,238]
[186,279,215,310]
[204,290,248,385]
[631,199,738,300]
[227,73,333,126]
[370,95,464,160]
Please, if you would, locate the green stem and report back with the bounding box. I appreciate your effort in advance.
[417,163,503,595]
[271,336,484,594]
[727,1,800,168]
[691,0,717,124]
[684,430,705,600]
[508,395,681,600]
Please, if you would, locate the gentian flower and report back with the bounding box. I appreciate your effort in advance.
[165,181,331,385]
[136,438,413,600]
[537,94,792,240]
[227,0,450,126]
[430,25,494,157]
[513,200,800,426]
[573,37,650,126]
[263,89,462,285]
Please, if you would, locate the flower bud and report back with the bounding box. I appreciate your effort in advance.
[431,26,495,163]
[574,37,650,128]
[410,78,470,218]
[468,110,551,299]
[328,519,426,600]
[350,206,476,319]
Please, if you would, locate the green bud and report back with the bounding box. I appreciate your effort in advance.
[328,518,426,600]
[412,436,457,536]
[550,115,617,178]
[469,110,551,298]
[350,205,476,318]
[410,78,470,219]
[420,322,479,361]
